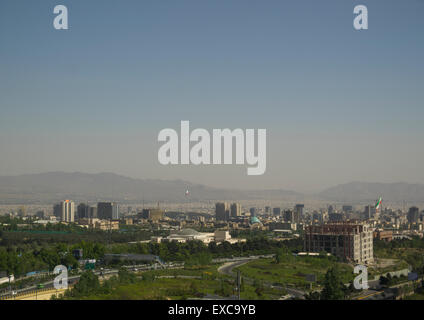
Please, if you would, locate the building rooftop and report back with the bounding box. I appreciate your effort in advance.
[175,228,201,236]
[250,216,261,224]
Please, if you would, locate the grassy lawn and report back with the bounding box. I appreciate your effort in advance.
[404,293,424,300]
[368,259,409,278]
[64,264,285,300]
[78,276,282,300]
[135,264,223,279]
[83,278,220,300]
[371,247,423,277]
[235,257,354,289]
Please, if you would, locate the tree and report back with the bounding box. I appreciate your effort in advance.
[320,267,346,300]
[118,268,136,284]
[253,278,264,297]
[67,271,100,298]
[380,275,389,286]
[386,273,393,286]
[189,281,199,295]
[275,245,291,264]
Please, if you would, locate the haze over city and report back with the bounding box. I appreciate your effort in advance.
[2,0,424,307]
[1,0,423,193]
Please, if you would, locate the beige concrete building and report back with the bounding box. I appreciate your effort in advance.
[78,218,119,231]
[230,203,242,217]
[304,221,374,264]
[141,208,164,222]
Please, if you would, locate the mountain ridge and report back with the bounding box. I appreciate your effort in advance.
[0,172,423,204]
[0,172,300,204]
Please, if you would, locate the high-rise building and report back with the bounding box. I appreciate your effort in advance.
[273,207,281,216]
[283,209,293,222]
[89,206,97,219]
[282,209,300,223]
[35,211,45,219]
[56,200,75,222]
[363,205,376,220]
[53,204,61,219]
[407,207,419,224]
[312,211,323,223]
[18,206,27,217]
[77,203,89,219]
[292,210,301,223]
[95,202,119,220]
[342,205,353,213]
[304,222,374,264]
[329,212,344,222]
[216,202,230,221]
[112,203,120,220]
[265,206,271,214]
[230,203,241,217]
[98,202,114,220]
[294,204,304,220]
[249,207,257,217]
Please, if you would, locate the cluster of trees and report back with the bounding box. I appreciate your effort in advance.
[1,224,304,279]
[0,216,165,246]
[375,237,424,251]
[0,216,84,233]
[0,241,105,276]
[184,252,212,268]
[0,229,156,246]
[54,268,138,300]
[275,246,294,264]
[105,238,300,264]
[379,273,408,287]
[374,238,424,274]
[0,235,297,277]
[305,267,359,300]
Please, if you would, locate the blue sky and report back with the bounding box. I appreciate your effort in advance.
[0,0,423,192]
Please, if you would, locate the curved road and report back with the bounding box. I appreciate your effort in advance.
[218,258,255,276]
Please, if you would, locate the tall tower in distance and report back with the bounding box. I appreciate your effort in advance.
[230,203,242,217]
[61,200,75,222]
[216,202,230,221]
[294,204,304,221]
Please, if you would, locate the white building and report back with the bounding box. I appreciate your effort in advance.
[112,203,120,220]
[153,228,246,244]
[60,200,75,222]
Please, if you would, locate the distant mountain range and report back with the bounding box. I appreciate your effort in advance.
[0,172,423,204]
[0,172,301,204]
[318,181,424,203]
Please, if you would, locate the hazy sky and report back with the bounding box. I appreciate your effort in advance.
[1,0,423,193]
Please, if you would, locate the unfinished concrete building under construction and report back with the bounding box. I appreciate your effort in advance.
[304,221,374,264]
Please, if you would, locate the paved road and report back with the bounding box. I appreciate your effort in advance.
[285,287,306,299]
[5,288,68,301]
[0,269,117,300]
[217,258,255,276]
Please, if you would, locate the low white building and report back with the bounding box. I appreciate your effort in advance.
[164,228,215,244]
[152,228,246,244]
